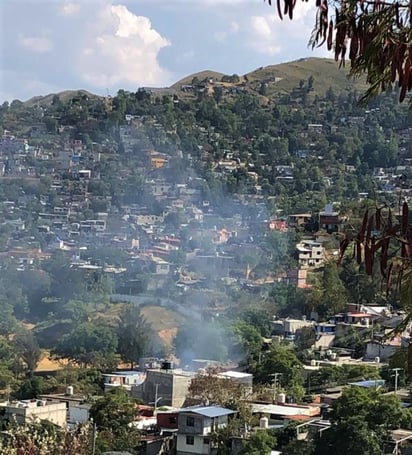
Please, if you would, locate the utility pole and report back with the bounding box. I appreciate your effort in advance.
[154,383,159,412]
[151,383,162,414]
[91,421,97,455]
[270,373,283,401]
[392,368,402,394]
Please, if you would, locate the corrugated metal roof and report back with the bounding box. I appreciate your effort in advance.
[181,406,235,418]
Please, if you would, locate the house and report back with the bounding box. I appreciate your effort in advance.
[149,256,170,275]
[250,402,320,426]
[296,240,325,269]
[307,123,323,133]
[283,268,308,288]
[283,318,313,341]
[102,371,146,393]
[150,153,168,169]
[268,220,288,232]
[157,409,180,430]
[334,312,372,327]
[176,406,235,455]
[132,366,195,408]
[365,336,402,361]
[0,399,67,427]
[318,205,340,233]
[288,213,312,228]
[217,371,253,396]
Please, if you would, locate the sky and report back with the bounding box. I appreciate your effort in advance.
[0,0,330,102]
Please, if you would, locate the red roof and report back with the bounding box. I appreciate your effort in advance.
[283,414,312,421]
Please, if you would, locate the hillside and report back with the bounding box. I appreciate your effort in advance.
[24,89,101,107]
[171,57,368,99]
[22,57,368,107]
[244,57,368,97]
[171,70,227,89]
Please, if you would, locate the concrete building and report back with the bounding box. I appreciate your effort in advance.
[283,318,313,341]
[176,406,235,455]
[296,240,325,269]
[218,371,253,396]
[103,371,146,393]
[133,367,195,408]
[319,204,340,233]
[0,399,67,427]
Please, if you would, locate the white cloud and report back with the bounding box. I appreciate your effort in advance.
[251,15,273,38]
[77,4,172,88]
[229,21,239,33]
[249,15,280,56]
[214,19,240,43]
[60,3,81,16]
[19,35,53,53]
[247,4,329,58]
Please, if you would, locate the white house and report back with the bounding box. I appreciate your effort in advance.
[176,406,235,454]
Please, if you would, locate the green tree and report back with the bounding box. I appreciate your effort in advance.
[12,327,41,376]
[294,326,316,351]
[230,320,263,365]
[315,386,405,455]
[0,421,91,455]
[117,305,153,369]
[241,430,277,455]
[13,376,54,400]
[90,388,140,453]
[308,261,347,318]
[253,344,304,401]
[53,322,118,369]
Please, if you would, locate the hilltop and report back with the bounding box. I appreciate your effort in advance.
[22,57,367,106]
[171,57,367,98]
[24,89,99,107]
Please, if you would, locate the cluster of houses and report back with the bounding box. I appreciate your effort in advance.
[2,348,412,455]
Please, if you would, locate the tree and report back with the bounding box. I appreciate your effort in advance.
[241,430,277,455]
[89,388,140,453]
[0,421,91,455]
[53,322,118,369]
[12,327,41,376]
[188,370,249,410]
[229,320,263,364]
[117,305,153,369]
[265,0,412,103]
[314,386,406,455]
[13,376,54,400]
[308,261,347,318]
[253,344,305,401]
[294,326,316,351]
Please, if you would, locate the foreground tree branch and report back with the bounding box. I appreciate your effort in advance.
[266,0,412,103]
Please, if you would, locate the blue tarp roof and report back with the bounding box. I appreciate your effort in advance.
[348,380,386,388]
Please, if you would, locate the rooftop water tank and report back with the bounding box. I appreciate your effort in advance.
[66,385,74,396]
[277,393,286,404]
[259,416,269,429]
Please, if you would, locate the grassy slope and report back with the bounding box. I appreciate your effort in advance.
[23,58,369,107]
[245,57,368,97]
[24,89,100,107]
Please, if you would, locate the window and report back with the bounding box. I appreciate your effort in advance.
[203,437,210,445]
[186,416,195,427]
[186,435,194,445]
[169,416,177,424]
